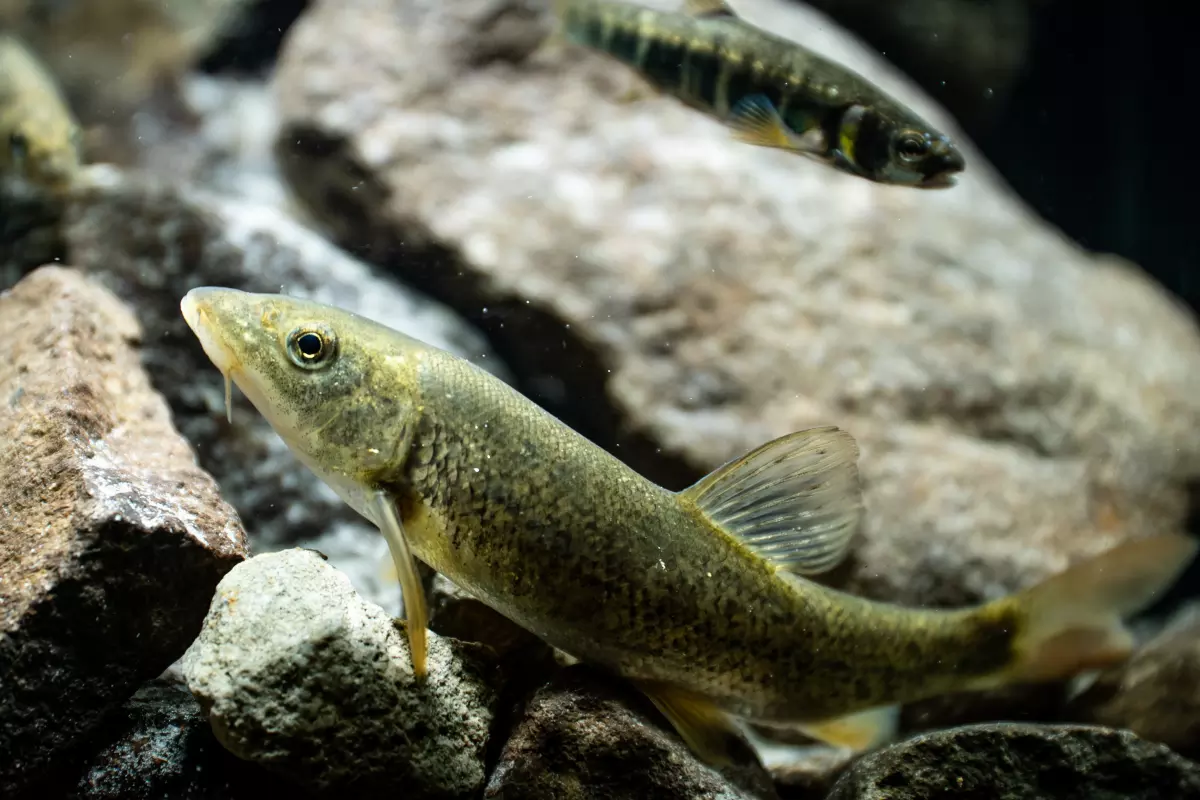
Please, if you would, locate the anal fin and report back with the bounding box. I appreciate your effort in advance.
[370,491,429,678]
[794,705,899,752]
[637,681,745,766]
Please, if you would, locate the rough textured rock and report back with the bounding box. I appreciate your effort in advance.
[0,165,508,610]
[184,548,502,798]
[0,266,248,793]
[825,723,1200,800]
[273,0,1200,611]
[486,666,778,800]
[70,677,284,800]
[1070,603,1200,759]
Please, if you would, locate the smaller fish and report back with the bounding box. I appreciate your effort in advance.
[549,0,965,187]
[0,34,82,192]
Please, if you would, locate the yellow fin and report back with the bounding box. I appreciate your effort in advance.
[794,705,899,752]
[680,426,862,575]
[727,94,826,155]
[1009,532,1198,683]
[684,0,738,18]
[637,682,745,766]
[370,491,429,678]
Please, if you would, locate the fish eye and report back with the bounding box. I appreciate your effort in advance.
[286,325,337,369]
[895,132,928,161]
[9,131,28,165]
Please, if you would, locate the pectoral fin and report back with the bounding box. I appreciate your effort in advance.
[681,426,863,575]
[727,95,826,155]
[637,682,745,766]
[370,491,429,678]
[794,705,899,751]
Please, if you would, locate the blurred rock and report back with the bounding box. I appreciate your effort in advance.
[184,548,502,798]
[198,0,312,75]
[71,677,282,800]
[0,166,508,610]
[485,666,778,800]
[1070,603,1200,760]
[825,723,1200,800]
[272,0,1200,617]
[428,572,543,658]
[0,179,66,274]
[0,266,248,794]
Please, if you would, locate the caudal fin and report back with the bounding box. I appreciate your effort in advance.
[1007,532,1197,683]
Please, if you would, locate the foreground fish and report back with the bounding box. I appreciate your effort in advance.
[182,287,1195,763]
[549,0,965,187]
[0,34,81,191]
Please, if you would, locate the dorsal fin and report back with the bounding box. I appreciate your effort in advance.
[680,426,863,575]
[684,0,738,18]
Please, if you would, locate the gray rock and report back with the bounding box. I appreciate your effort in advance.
[0,266,248,794]
[271,0,1200,616]
[485,666,779,800]
[825,723,1200,800]
[0,165,508,611]
[71,677,280,800]
[1070,603,1200,760]
[184,548,502,798]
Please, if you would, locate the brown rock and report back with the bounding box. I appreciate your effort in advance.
[0,265,248,794]
[1070,603,1200,760]
[486,665,779,800]
[272,0,1200,615]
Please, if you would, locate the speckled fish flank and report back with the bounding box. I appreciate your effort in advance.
[181,287,1197,763]
[0,34,81,192]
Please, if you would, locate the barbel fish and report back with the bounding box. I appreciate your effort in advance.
[0,34,81,191]
[550,0,965,187]
[181,287,1195,763]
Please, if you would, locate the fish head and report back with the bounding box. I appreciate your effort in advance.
[180,287,425,490]
[3,113,82,191]
[836,105,965,189]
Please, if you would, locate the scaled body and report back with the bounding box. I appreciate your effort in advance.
[182,288,1195,761]
[0,34,80,191]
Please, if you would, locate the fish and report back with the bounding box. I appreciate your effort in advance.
[180,286,1196,764]
[548,0,965,188]
[0,34,81,192]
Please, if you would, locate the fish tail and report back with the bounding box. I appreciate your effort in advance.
[999,532,1196,684]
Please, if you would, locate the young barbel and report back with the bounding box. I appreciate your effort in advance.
[181,287,1196,763]
[550,0,965,187]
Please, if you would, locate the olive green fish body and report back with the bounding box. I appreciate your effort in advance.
[182,288,1196,757]
[553,0,965,187]
[0,34,81,191]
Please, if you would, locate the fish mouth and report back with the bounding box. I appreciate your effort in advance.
[181,288,240,376]
[919,172,959,189]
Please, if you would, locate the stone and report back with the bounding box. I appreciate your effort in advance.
[824,723,1200,800]
[70,677,283,800]
[271,0,1200,614]
[183,548,502,798]
[766,745,857,800]
[485,665,779,800]
[1070,603,1200,760]
[0,165,508,612]
[0,266,248,794]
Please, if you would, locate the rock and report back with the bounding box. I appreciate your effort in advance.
[0,165,508,612]
[184,548,502,798]
[486,666,778,799]
[70,677,282,800]
[1070,603,1200,760]
[766,745,856,800]
[825,723,1200,800]
[272,0,1200,613]
[0,266,248,794]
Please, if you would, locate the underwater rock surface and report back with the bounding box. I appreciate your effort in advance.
[486,665,778,800]
[824,723,1200,800]
[0,266,248,794]
[272,0,1200,615]
[184,548,502,798]
[1072,603,1200,760]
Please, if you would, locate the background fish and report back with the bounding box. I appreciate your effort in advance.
[550,0,965,187]
[182,288,1195,764]
[0,33,81,191]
